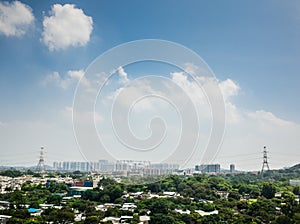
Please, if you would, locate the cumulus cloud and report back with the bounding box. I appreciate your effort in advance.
[91,66,300,170]
[0,1,34,37]
[109,67,298,130]
[43,70,86,89]
[109,67,221,118]
[247,110,295,127]
[183,62,199,75]
[219,79,240,101]
[171,71,207,103]
[117,66,129,84]
[42,4,93,51]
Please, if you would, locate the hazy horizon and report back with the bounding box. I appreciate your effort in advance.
[1,1,300,171]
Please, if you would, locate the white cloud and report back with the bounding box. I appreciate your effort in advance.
[42,4,93,51]
[225,102,242,124]
[171,71,207,103]
[109,79,159,111]
[247,110,295,127]
[43,70,85,89]
[117,66,129,84]
[170,72,242,124]
[183,62,199,75]
[170,71,219,122]
[68,70,83,79]
[0,1,34,37]
[102,66,300,169]
[219,79,240,101]
[109,68,213,119]
[109,66,297,131]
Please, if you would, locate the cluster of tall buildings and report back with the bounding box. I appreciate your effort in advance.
[195,164,236,173]
[52,160,236,175]
[52,160,180,176]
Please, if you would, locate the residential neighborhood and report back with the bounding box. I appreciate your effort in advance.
[1,166,300,223]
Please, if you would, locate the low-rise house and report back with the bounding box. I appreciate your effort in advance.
[120,215,134,222]
[199,199,214,203]
[54,205,63,209]
[163,191,177,197]
[144,191,181,199]
[195,209,219,216]
[96,203,122,211]
[0,201,10,209]
[295,195,299,203]
[139,215,150,224]
[0,214,12,224]
[74,213,84,222]
[68,186,93,196]
[102,216,120,223]
[175,209,191,214]
[275,192,282,198]
[120,203,137,211]
[95,204,107,212]
[129,191,143,199]
[290,179,300,186]
[28,208,42,216]
[39,203,54,209]
[216,191,229,199]
[147,193,160,199]
[104,203,121,208]
[241,194,250,200]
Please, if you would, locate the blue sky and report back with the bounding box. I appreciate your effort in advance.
[0,0,300,170]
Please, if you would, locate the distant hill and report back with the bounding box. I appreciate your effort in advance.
[0,165,53,171]
[286,163,300,172]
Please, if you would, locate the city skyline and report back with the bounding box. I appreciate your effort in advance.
[1,1,300,170]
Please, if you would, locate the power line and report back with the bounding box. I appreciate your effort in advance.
[216,152,261,159]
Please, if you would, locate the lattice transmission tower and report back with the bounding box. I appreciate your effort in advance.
[261,146,270,174]
[36,146,45,173]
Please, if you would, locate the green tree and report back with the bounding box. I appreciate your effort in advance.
[47,181,68,193]
[202,203,216,212]
[7,217,24,224]
[98,177,117,188]
[247,199,276,222]
[0,169,23,178]
[275,215,292,224]
[8,190,26,207]
[108,185,123,202]
[150,214,175,224]
[261,182,276,199]
[44,208,74,223]
[293,186,300,195]
[82,190,100,201]
[46,194,62,205]
[228,190,241,201]
[84,216,99,224]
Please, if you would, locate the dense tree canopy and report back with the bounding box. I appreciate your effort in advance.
[1,169,300,223]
